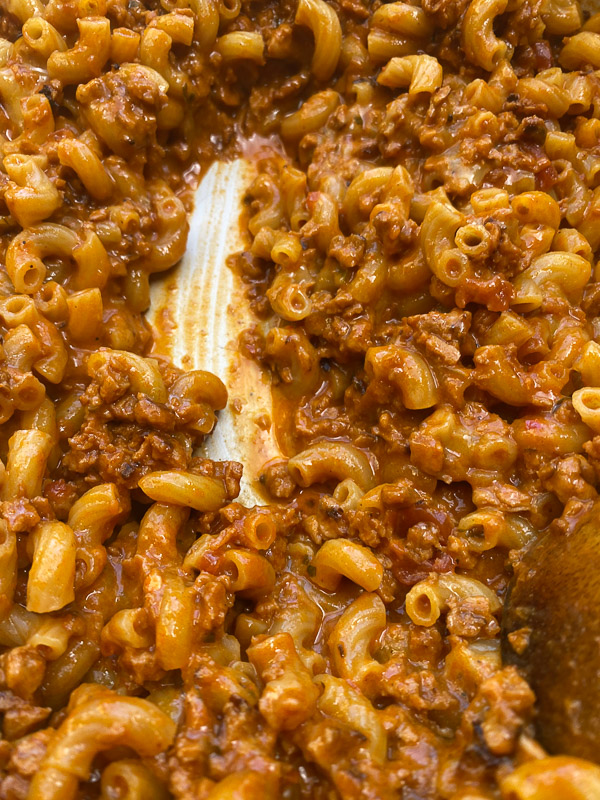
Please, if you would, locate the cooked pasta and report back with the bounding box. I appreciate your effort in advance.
[0,0,598,797]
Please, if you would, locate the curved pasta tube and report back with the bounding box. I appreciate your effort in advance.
[511,191,562,229]
[267,275,312,322]
[247,632,320,730]
[413,403,519,479]
[22,16,67,56]
[73,229,111,289]
[220,549,276,596]
[500,756,600,799]
[560,31,600,69]
[247,174,284,236]
[0,64,25,132]
[280,164,308,231]
[302,190,341,252]
[138,182,188,273]
[572,387,600,433]
[218,0,241,21]
[155,572,195,669]
[136,502,189,568]
[315,674,386,762]
[295,0,342,81]
[328,592,386,692]
[516,74,570,119]
[264,326,320,397]
[28,617,73,660]
[4,0,43,22]
[170,370,228,409]
[576,341,600,386]
[370,164,413,221]
[378,54,443,95]
[110,26,143,63]
[472,345,538,406]
[405,573,501,627]
[4,93,55,154]
[287,441,377,491]
[41,637,102,709]
[101,608,154,652]
[138,470,227,511]
[421,200,470,287]
[76,64,169,156]
[512,408,591,456]
[0,296,71,385]
[342,167,393,231]
[5,223,106,295]
[87,348,168,403]
[68,483,127,589]
[48,17,111,84]
[10,371,45,412]
[187,0,219,49]
[333,477,364,511]
[27,521,77,613]
[368,27,416,62]
[215,31,265,63]
[21,396,57,438]
[463,79,506,114]
[28,689,177,800]
[3,324,42,374]
[66,288,103,342]
[280,89,340,142]
[32,318,68,386]
[542,0,581,34]
[462,0,509,71]
[149,9,195,43]
[181,529,226,572]
[0,606,72,662]
[511,252,591,311]
[56,138,113,202]
[100,759,169,800]
[2,429,53,501]
[310,539,383,592]
[348,246,387,303]
[4,154,61,228]
[269,578,324,673]
[0,320,39,370]
[240,510,277,550]
[169,369,227,433]
[0,520,17,617]
[252,228,303,266]
[552,228,592,261]
[0,322,47,404]
[371,2,433,37]
[194,648,261,712]
[365,344,440,409]
[33,278,69,323]
[454,221,494,258]
[544,129,577,161]
[0,604,42,648]
[456,508,535,552]
[140,27,192,97]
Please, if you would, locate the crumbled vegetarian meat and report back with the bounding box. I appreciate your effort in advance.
[0,693,51,741]
[2,647,47,702]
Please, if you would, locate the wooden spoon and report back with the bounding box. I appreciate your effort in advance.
[502,510,600,761]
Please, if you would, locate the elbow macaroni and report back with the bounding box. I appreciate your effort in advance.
[0,0,597,795]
